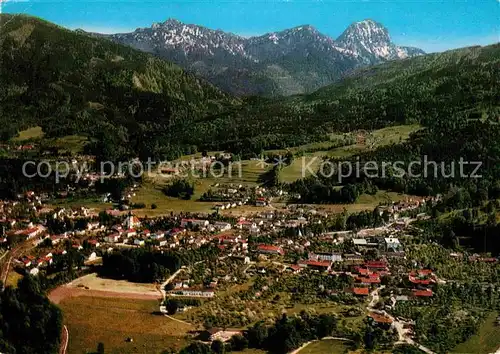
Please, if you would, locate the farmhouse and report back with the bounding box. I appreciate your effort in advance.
[353,287,369,296]
[299,260,332,271]
[309,252,342,262]
[104,233,121,243]
[181,219,209,228]
[169,288,215,298]
[14,225,44,239]
[369,312,393,329]
[412,289,433,297]
[214,221,232,232]
[255,198,268,207]
[383,237,401,251]
[257,244,284,256]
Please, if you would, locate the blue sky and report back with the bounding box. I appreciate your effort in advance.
[2,0,499,52]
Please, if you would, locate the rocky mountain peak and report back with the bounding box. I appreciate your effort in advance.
[336,19,421,62]
[100,18,425,96]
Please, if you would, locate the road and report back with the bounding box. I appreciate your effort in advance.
[0,254,12,286]
[288,337,353,354]
[59,325,69,354]
[0,250,9,262]
[159,268,184,302]
[367,286,436,354]
[0,240,37,287]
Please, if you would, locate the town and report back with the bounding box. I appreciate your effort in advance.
[1,186,498,354]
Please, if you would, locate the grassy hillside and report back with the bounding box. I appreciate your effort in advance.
[0,14,238,160]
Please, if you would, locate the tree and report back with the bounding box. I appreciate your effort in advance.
[163,179,195,200]
[165,299,179,315]
[228,334,248,351]
[179,342,213,354]
[210,340,225,354]
[97,342,105,354]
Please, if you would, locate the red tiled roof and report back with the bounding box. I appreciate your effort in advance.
[303,260,331,268]
[357,276,381,284]
[357,268,371,275]
[364,261,388,269]
[412,289,433,297]
[257,245,281,251]
[353,287,369,295]
[369,312,393,324]
[16,227,40,236]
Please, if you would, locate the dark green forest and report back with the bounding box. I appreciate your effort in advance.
[0,277,62,354]
[0,14,238,161]
[1,15,498,161]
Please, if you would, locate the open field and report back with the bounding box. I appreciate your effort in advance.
[280,154,324,183]
[49,274,162,305]
[11,126,44,141]
[58,296,192,354]
[327,124,421,159]
[452,312,500,354]
[67,273,161,297]
[269,124,421,158]
[298,339,351,354]
[276,124,422,183]
[131,160,272,216]
[295,190,418,214]
[4,269,23,288]
[129,180,215,216]
[240,349,267,354]
[49,196,111,212]
[48,135,89,154]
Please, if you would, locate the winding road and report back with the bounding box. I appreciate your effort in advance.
[59,325,69,354]
[288,337,353,354]
[367,286,435,354]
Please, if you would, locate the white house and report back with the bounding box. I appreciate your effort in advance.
[134,239,145,246]
[125,229,137,238]
[105,234,121,243]
[214,221,232,232]
[181,219,209,228]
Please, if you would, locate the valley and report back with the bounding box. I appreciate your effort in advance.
[0,10,499,354]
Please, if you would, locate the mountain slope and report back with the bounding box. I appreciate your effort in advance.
[169,43,499,153]
[99,19,424,96]
[0,14,238,160]
[1,16,497,164]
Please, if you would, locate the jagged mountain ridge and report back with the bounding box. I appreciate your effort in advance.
[94,19,425,96]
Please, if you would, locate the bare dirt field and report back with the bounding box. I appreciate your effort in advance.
[49,273,162,304]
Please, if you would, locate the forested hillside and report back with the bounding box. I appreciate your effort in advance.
[175,44,499,153]
[0,14,238,161]
[0,276,62,354]
[0,15,498,163]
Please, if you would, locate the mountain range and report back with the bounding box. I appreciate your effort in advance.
[92,19,425,96]
[1,14,497,164]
